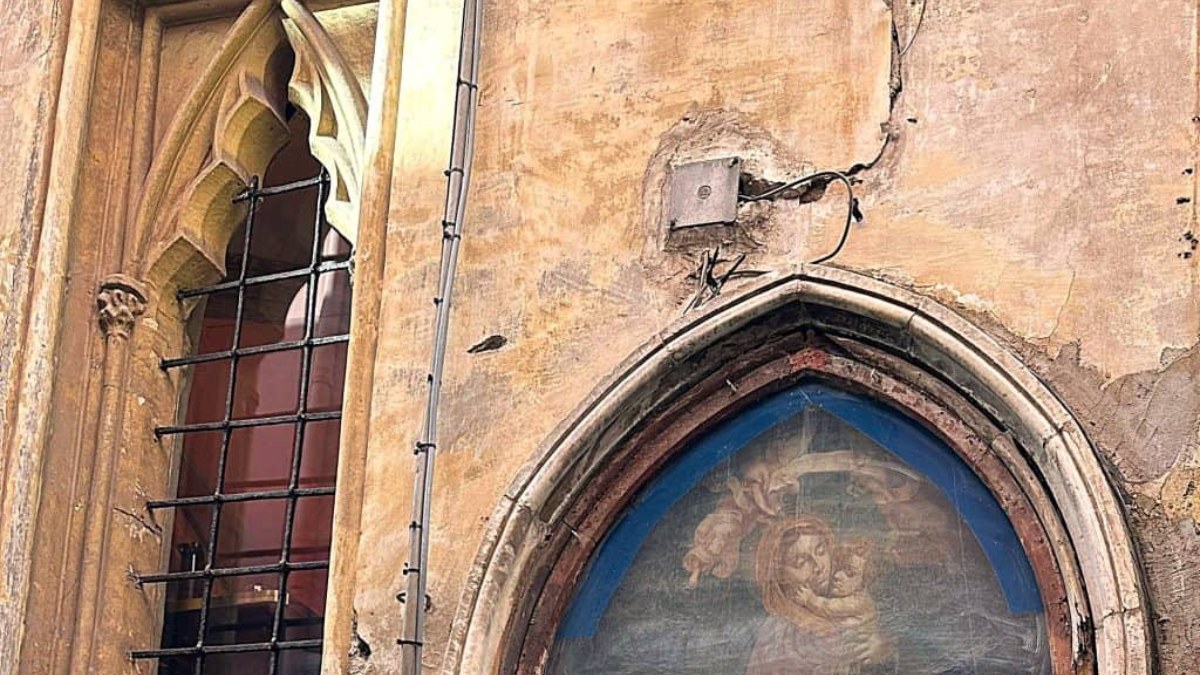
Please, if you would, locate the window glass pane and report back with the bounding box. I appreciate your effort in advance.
[238,279,308,349]
[175,431,222,498]
[289,495,335,562]
[306,342,347,413]
[276,647,322,675]
[157,656,194,675]
[224,425,297,494]
[318,223,351,261]
[180,361,233,425]
[201,652,273,675]
[232,350,302,419]
[214,499,288,569]
[312,269,351,339]
[167,505,215,573]
[161,505,215,650]
[283,568,329,642]
[203,573,281,646]
[298,420,340,489]
[189,289,238,355]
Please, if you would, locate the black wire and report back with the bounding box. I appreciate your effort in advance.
[738,171,859,265]
[899,0,926,58]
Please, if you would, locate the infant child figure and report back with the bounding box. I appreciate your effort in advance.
[795,540,891,674]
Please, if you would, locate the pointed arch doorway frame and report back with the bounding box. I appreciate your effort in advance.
[444,265,1151,675]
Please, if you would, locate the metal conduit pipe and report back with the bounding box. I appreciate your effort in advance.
[398,0,484,671]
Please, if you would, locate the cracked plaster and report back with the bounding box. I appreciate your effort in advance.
[1,0,1199,672]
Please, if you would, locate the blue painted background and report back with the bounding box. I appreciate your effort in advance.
[558,382,1043,639]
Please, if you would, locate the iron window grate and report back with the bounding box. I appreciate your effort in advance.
[133,170,349,674]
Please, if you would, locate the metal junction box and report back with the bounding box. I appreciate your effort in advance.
[666,157,741,229]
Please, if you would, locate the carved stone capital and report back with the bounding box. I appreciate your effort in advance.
[97,278,148,339]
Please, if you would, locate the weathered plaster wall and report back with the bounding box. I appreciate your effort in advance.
[0,0,60,572]
[355,0,1200,673]
[1,0,1196,671]
[0,0,58,431]
[0,0,77,667]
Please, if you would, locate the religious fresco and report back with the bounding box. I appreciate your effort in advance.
[548,385,1050,675]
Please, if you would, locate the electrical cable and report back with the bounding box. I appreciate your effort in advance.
[396,0,884,658]
[898,0,926,58]
[398,0,483,670]
[739,171,861,265]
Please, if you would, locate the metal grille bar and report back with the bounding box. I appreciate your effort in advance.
[234,173,327,201]
[176,260,350,301]
[133,169,350,673]
[153,410,342,437]
[131,639,323,659]
[136,560,330,585]
[160,333,349,370]
[146,486,336,510]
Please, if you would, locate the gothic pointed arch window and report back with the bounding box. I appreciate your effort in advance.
[134,109,353,675]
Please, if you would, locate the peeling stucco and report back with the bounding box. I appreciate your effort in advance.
[361,0,1200,672]
[2,0,1199,672]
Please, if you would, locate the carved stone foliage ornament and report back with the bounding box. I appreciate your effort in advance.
[97,281,148,340]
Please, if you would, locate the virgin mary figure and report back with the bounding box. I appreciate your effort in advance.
[746,517,889,675]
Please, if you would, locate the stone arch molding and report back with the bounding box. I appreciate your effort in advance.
[445,265,1152,675]
[132,0,367,293]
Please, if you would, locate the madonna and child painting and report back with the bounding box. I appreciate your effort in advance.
[548,386,1050,674]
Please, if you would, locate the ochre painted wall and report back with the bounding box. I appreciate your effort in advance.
[0,0,1197,673]
[357,0,1199,672]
